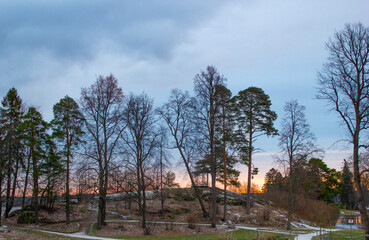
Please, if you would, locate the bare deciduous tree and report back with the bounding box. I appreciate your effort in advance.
[278,100,319,230]
[121,93,157,235]
[80,74,125,229]
[157,89,209,219]
[193,66,226,228]
[317,22,369,237]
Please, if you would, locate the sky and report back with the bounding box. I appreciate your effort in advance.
[1,0,369,187]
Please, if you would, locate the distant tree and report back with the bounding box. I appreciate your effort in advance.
[154,125,171,218]
[52,95,84,224]
[1,88,24,217]
[232,87,278,214]
[215,85,237,222]
[278,100,319,230]
[262,168,284,192]
[307,158,341,202]
[0,107,7,226]
[121,93,158,235]
[80,74,125,229]
[317,23,369,237]
[157,89,209,218]
[40,137,63,211]
[193,66,226,228]
[193,85,239,222]
[20,107,48,225]
[163,171,179,188]
[341,159,355,209]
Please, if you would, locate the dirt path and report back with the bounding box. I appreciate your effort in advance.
[79,208,98,234]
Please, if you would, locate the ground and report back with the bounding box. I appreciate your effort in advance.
[0,188,343,239]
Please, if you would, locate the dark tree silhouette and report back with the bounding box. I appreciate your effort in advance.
[157,89,209,218]
[278,100,318,230]
[1,88,24,218]
[193,66,226,228]
[52,96,84,224]
[232,87,277,214]
[121,93,158,235]
[80,74,125,229]
[317,22,369,237]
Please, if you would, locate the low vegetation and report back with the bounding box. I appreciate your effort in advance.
[265,190,340,227]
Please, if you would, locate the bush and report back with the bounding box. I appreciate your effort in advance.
[264,191,340,227]
[17,211,35,224]
[187,215,196,229]
[174,189,195,201]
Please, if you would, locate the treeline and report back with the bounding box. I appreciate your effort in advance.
[1,22,369,234]
[0,66,280,233]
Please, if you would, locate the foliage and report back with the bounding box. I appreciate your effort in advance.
[193,65,227,227]
[263,158,341,203]
[341,159,355,209]
[17,211,36,224]
[262,168,284,192]
[264,191,340,227]
[306,158,341,202]
[0,87,25,217]
[174,188,195,201]
[232,86,278,214]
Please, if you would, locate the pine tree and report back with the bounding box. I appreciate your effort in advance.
[341,159,355,209]
[51,95,84,224]
[20,107,48,225]
[0,88,24,217]
[232,87,278,214]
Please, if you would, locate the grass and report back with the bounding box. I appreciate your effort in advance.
[340,209,360,215]
[90,222,292,240]
[42,222,80,233]
[312,229,364,240]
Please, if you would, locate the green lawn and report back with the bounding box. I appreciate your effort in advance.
[340,209,360,215]
[312,229,364,240]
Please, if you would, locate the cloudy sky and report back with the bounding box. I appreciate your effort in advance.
[1,0,369,187]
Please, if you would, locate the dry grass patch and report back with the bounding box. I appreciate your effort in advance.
[95,222,228,238]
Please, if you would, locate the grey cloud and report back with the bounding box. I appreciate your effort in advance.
[0,0,227,60]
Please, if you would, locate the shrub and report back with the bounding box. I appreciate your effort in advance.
[174,189,195,201]
[187,215,196,229]
[17,211,35,224]
[264,191,340,227]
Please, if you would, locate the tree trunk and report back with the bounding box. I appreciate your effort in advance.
[22,154,31,210]
[246,129,252,215]
[287,156,293,230]
[5,165,12,218]
[0,175,3,227]
[210,95,217,228]
[140,166,148,234]
[32,160,39,225]
[8,157,20,217]
[222,101,227,222]
[353,134,369,239]
[160,149,164,218]
[65,155,70,225]
[66,130,71,225]
[175,138,209,218]
[97,166,105,230]
[103,165,108,225]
